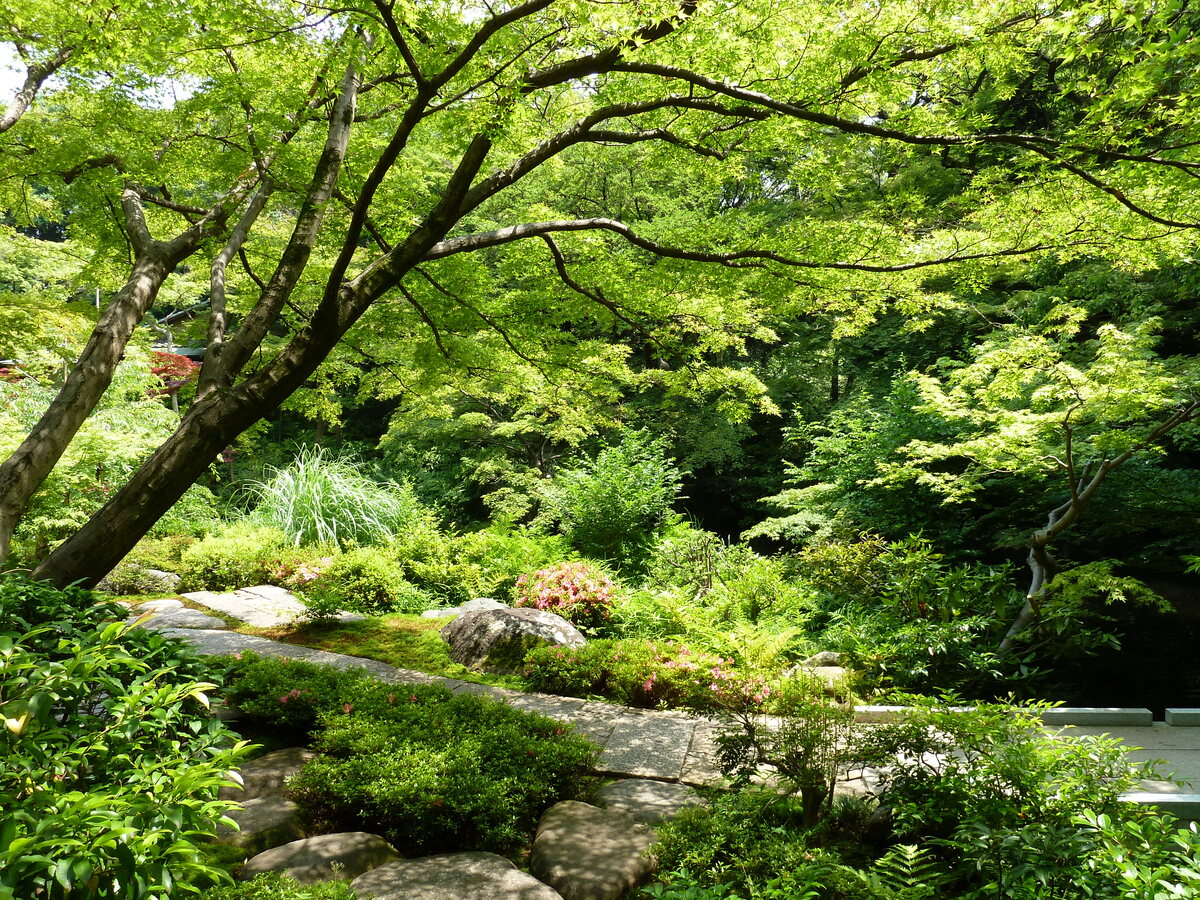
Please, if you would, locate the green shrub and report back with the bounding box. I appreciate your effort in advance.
[306,547,431,615]
[859,698,1176,896]
[178,524,290,591]
[796,535,1018,693]
[523,639,769,711]
[646,792,865,900]
[125,533,200,572]
[429,526,570,604]
[0,573,248,899]
[218,653,369,739]
[515,561,616,632]
[246,445,439,548]
[546,430,682,570]
[220,655,595,856]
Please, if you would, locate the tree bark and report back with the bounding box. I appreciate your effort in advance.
[0,195,218,564]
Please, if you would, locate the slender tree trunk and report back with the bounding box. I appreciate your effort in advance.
[0,237,201,564]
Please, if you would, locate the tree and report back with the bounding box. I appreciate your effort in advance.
[887,307,1199,647]
[3,0,1200,585]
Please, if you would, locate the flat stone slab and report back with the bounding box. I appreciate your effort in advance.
[182,585,308,628]
[137,598,184,612]
[1167,709,1200,726]
[596,712,694,781]
[1037,707,1153,726]
[240,832,398,883]
[593,779,701,825]
[221,747,316,801]
[679,719,726,787]
[131,607,226,629]
[352,852,563,900]
[166,629,426,683]
[216,796,305,854]
[531,801,656,900]
[1121,792,1200,820]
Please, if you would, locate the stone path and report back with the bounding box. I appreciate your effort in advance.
[131,589,1200,802]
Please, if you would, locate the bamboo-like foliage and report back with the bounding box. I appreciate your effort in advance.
[245,445,428,547]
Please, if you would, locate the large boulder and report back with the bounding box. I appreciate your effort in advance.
[530,801,656,900]
[441,608,585,674]
[352,852,563,900]
[421,598,508,620]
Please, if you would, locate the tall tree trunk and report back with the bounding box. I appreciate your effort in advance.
[0,209,214,565]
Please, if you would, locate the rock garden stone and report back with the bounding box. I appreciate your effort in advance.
[131,607,226,630]
[136,598,185,612]
[239,832,398,883]
[530,801,656,900]
[221,747,316,801]
[216,796,305,854]
[98,565,182,595]
[351,852,564,900]
[802,651,843,667]
[593,778,702,825]
[441,607,585,674]
[421,597,507,619]
[182,585,310,628]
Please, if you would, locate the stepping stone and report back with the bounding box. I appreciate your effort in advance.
[352,852,563,899]
[530,801,656,900]
[137,598,184,612]
[131,607,226,629]
[240,832,398,884]
[593,779,701,826]
[221,747,316,801]
[216,796,305,854]
[182,585,309,628]
[679,719,726,787]
[595,712,694,781]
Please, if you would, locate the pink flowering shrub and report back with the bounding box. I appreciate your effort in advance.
[523,638,770,712]
[267,551,335,589]
[514,562,615,632]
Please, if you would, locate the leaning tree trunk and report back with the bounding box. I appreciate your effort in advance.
[0,202,221,565]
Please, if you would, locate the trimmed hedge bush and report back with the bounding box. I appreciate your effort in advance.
[219,654,596,855]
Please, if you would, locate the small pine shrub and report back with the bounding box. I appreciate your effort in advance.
[515,561,616,632]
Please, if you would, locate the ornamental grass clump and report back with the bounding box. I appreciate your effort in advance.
[515,561,615,631]
[246,445,435,548]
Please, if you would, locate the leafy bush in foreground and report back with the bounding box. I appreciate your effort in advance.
[0,573,247,899]
[220,654,596,855]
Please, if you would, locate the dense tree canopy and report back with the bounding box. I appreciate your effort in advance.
[1,0,1198,642]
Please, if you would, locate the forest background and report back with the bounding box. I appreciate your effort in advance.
[2,0,1199,706]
